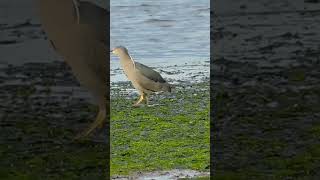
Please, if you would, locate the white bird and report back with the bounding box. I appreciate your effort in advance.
[35,0,109,139]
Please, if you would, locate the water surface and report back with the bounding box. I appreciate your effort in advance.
[111,0,210,82]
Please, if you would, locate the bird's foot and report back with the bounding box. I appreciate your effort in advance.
[132,95,144,107]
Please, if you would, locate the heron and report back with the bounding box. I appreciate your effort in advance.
[35,0,109,139]
[111,46,171,107]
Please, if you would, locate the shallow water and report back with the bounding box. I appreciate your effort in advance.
[111,0,210,82]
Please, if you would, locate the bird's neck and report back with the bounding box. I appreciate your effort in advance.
[119,54,135,68]
[119,53,131,60]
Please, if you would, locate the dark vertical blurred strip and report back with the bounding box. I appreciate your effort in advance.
[210,0,314,178]
[0,1,111,179]
[210,0,215,178]
[106,0,111,179]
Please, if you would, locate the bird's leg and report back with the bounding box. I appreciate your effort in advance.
[133,95,144,107]
[75,105,106,140]
[143,94,149,105]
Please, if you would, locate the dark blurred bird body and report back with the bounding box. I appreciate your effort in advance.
[111,46,171,106]
[35,0,109,138]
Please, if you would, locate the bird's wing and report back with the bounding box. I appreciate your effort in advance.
[73,0,108,46]
[134,62,167,85]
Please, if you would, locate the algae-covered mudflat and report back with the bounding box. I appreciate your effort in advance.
[110,81,210,178]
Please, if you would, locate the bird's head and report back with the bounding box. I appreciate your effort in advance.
[111,46,129,56]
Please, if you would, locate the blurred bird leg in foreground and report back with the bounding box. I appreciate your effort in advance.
[35,0,109,139]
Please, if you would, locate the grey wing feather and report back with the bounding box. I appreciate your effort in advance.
[135,62,166,83]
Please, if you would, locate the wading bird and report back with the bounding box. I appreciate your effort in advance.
[111,46,171,107]
[35,0,109,139]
